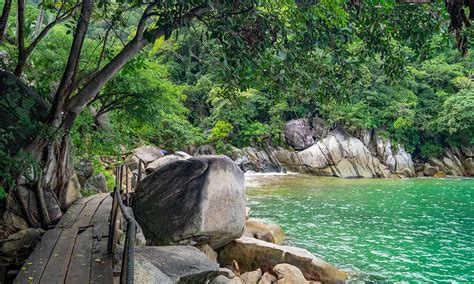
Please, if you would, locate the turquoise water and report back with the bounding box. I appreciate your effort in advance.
[245,174,474,282]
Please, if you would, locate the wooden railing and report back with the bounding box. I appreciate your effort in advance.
[107,156,144,284]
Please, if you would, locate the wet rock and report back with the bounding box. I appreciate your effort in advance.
[133,156,246,249]
[135,246,219,283]
[218,237,347,283]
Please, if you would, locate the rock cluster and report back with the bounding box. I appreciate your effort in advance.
[131,153,347,283]
[227,117,474,178]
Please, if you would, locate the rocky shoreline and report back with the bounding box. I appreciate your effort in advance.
[228,121,473,179]
[119,150,348,283]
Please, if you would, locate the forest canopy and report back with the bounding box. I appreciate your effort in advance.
[0,0,472,205]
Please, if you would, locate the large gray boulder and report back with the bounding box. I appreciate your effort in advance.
[145,155,182,174]
[284,119,315,150]
[218,237,347,283]
[134,246,219,283]
[132,156,246,249]
[132,145,164,164]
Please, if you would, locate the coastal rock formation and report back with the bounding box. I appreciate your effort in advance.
[277,128,391,178]
[285,119,315,150]
[132,156,246,249]
[218,237,348,283]
[243,219,285,244]
[134,246,219,283]
[273,263,310,284]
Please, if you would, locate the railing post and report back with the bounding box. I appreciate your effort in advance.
[125,166,129,206]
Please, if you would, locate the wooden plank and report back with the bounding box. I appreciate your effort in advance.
[90,227,113,284]
[39,228,78,284]
[56,195,97,229]
[90,195,112,239]
[14,229,62,284]
[65,227,93,284]
[73,194,108,229]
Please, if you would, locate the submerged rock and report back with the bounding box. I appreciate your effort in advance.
[218,237,347,283]
[133,156,246,249]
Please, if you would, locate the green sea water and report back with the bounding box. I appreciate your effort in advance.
[245,174,474,282]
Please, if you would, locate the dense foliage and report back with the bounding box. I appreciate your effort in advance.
[0,0,472,167]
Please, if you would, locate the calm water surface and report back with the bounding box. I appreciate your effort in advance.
[245,174,474,282]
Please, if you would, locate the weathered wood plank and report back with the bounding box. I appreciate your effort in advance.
[14,229,62,284]
[90,195,112,239]
[73,194,108,229]
[56,195,96,229]
[65,227,93,284]
[39,228,78,283]
[89,228,113,284]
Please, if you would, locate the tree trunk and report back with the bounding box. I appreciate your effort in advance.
[0,0,12,42]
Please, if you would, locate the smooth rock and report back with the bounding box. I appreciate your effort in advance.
[196,244,218,262]
[84,173,108,193]
[423,163,439,176]
[59,172,81,210]
[258,272,277,284]
[132,145,164,164]
[0,228,44,266]
[133,156,246,249]
[273,263,308,284]
[135,246,219,283]
[464,158,474,176]
[175,151,192,159]
[217,268,236,279]
[244,219,285,244]
[218,237,347,283]
[241,269,262,284]
[145,155,181,174]
[285,118,315,150]
[433,171,447,178]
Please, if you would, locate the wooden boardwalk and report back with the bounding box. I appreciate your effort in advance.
[14,193,114,284]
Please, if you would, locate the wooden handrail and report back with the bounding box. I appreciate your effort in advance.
[107,157,144,284]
